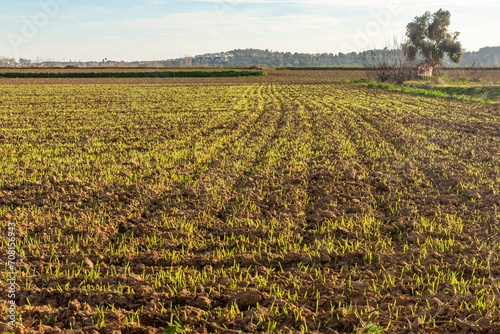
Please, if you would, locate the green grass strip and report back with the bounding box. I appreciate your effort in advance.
[350,79,499,103]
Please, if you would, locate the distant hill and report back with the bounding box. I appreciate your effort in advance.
[6,46,498,69]
[167,47,500,68]
[459,47,500,67]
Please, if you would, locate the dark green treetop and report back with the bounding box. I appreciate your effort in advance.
[404,9,464,65]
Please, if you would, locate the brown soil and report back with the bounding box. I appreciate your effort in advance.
[0,79,499,334]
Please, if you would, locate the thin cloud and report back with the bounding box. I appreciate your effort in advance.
[1,0,498,60]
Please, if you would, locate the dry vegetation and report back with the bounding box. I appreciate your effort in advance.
[1,73,500,334]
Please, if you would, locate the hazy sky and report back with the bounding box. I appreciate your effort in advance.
[1,0,498,61]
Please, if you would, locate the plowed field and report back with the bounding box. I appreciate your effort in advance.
[1,82,499,334]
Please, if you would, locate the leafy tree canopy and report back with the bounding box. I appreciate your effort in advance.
[404,9,464,65]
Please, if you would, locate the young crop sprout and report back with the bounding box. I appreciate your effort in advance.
[1,72,498,333]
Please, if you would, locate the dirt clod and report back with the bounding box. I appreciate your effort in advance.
[83,257,94,269]
[69,299,81,311]
[233,288,262,309]
[407,232,426,244]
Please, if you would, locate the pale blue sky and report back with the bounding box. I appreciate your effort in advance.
[1,0,498,61]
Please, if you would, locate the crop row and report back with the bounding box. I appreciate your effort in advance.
[0,82,499,333]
